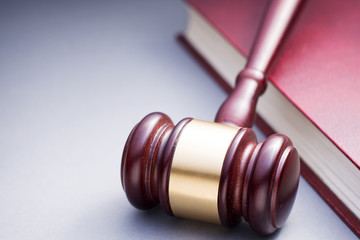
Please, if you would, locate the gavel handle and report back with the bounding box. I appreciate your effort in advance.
[215,0,302,127]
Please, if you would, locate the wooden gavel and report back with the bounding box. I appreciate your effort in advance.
[121,0,302,235]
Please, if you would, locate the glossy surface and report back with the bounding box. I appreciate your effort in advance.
[123,1,303,232]
[215,0,302,127]
[247,135,299,234]
[169,120,240,223]
[218,128,257,228]
[121,113,174,209]
[0,0,357,239]
[122,112,300,235]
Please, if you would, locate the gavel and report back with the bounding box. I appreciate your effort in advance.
[121,0,302,235]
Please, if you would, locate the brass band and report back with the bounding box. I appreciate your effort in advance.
[168,119,241,223]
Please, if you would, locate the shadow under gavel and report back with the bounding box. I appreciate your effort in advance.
[121,0,302,235]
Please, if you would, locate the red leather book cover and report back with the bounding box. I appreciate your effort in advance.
[268,0,360,169]
[185,0,267,57]
[182,0,360,236]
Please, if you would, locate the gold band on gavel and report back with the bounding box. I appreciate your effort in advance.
[168,119,241,224]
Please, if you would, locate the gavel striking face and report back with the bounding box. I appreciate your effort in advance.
[121,0,302,236]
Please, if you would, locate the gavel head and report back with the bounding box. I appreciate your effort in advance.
[121,112,300,235]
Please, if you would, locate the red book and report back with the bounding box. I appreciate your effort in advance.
[180,0,360,237]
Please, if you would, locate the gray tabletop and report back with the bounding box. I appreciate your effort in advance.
[0,0,357,239]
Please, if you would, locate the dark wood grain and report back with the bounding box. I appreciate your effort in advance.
[215,0,302,127]
[218,127,258,227]
[121,112,174,210]
[121,112,192,215]
[217,128,300,235]
[215,73,266,127]
[245,134,300,235]
[158,117,193,215]
[122,113,300,235]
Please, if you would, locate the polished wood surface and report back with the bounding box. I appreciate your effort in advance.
[121,0,302,236]
[215,0,302,127]
[121,112,191,215]
[122,112,300,235]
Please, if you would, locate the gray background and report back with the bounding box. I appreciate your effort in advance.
[0,0,357,239]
